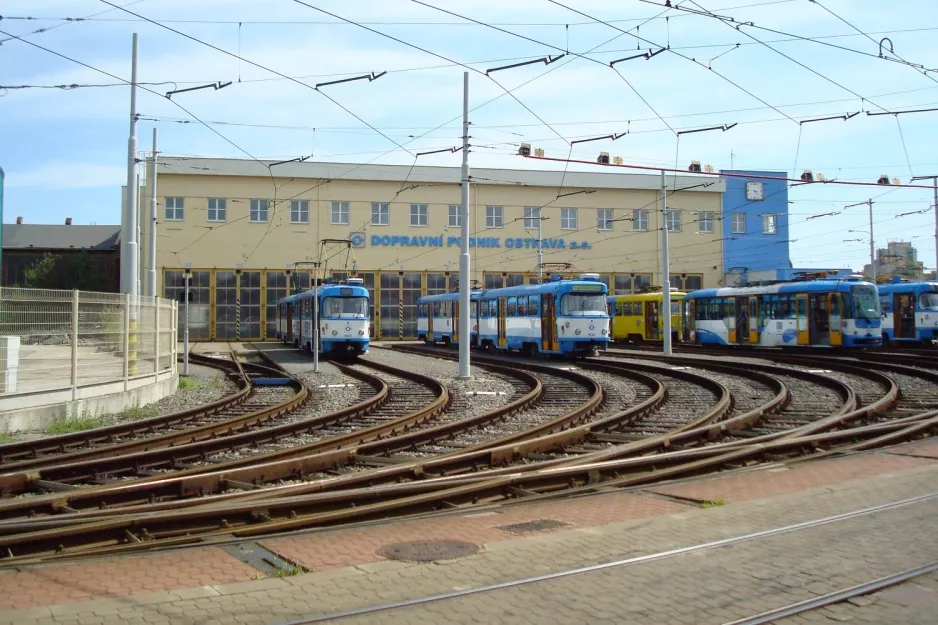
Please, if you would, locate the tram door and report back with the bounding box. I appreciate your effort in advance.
[286,304,294,343]
[645,302,658,341]
[748,296,760,344]
[809,295,830,345]
[541,294,558,351]
[452,301,459,343]
[497,298,508,347]
[727,297,738,344]
[736,298,749,344]
[796,294,809,345]
[829,293,843,347]
[427,303,434,340]
[895,294,916,339]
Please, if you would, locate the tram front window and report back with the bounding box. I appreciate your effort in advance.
[560,294,608,316]
[920,292,938,310]
[322,296,369,318]
[850,285,880,320]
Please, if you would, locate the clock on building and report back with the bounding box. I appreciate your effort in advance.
[745,181,764,201]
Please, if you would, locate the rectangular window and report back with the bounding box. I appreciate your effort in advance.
[165,197,184,221]
[249,199,268,223]
[291,200,309,224]
[331,200,349,225]
[665,209,681,232]
[732,212,746,234]
[207,198,226,222]
[698,211,714,233]
[371,202,389,225]
[523,206,541,229]
[762,213,777,234]
[632,209,648,231]
[448,204,460,227]
[486,205,503,228]
[411,203,428,227]
[597,208,613,231]
[561,207,577,230]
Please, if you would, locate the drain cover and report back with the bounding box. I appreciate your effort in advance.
[497,519,570,535]
[378,540,479,562]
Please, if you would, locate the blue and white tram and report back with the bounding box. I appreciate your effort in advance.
[416,291,480,346]
[276,278,370,356]
[686,278,882,348]
[876,280,938,344]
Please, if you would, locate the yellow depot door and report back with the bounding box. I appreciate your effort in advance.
[829,293,843,347]
[497,298,508,348]
[796,294,810,345]
[727,297,737,344]
[748,296,760,344]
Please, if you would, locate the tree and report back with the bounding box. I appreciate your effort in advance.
[24,252,108,291]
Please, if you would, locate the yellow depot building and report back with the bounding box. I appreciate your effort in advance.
[139,157,725,341]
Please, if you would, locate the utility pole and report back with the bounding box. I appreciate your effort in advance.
[135,171,141,298]
[183,269,190,375]
[661,170,672,356]
[313,267,320,373]
[148,128,158,297]
[869,199,875,283]
[911,175,938,278]
[458,71,472,379]
[122,33,139,297]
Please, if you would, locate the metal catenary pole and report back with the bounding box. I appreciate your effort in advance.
[313,270,320,373]
[135,171,142,298]
[869,199,876,282]
[537,212,543,280]
[122,33,140,375]
[183,272,190,375]
[911,175,938,277]
[148,128,158,298]
[458,71,472,379]
[661,170,673,357]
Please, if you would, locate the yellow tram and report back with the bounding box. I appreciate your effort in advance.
[607,288,688,344]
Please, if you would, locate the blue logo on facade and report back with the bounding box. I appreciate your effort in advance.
[361,233,591,250]
[350,232,366,248]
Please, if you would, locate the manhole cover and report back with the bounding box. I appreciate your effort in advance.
[497,519,570,535]
[377,540,479,562]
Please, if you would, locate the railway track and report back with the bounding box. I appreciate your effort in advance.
[1,344,938,564]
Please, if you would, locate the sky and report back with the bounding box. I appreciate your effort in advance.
[1,0,937,272]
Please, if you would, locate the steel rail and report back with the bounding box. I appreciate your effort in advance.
[0,352,252,466]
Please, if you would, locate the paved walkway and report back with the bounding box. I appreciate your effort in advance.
[1,441,937,624]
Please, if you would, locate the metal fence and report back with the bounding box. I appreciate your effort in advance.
[0,288,177,402]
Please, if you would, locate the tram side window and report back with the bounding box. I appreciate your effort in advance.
[517,297,527,316]
[880,296,892,313]
[507,297,517,316]
[529,296,539,315]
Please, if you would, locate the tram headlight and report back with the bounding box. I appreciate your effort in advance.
[601,328,607,335]
[359,330,365,336]
[332,330,338,336]
[575,329,582,336]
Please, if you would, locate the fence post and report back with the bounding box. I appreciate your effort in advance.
[154,298,160,380]
[399,299,403,341]
[123,293,130,391]
[171,300,177,376]
[71,290,79,401]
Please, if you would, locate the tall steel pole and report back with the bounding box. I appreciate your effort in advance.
[911,175,938,278]
[313,270,320,373]
[135,171,142,298]
[183,273,189,375]
[122,33,139,297]
[458,71,472,379]
[148,128,158,297]
[869,199,876,282]
[661,170,673,356]
[537,213,543,279]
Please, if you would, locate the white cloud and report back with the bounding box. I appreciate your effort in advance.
[5,162,126,189]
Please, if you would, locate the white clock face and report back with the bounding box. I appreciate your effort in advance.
[746,181,764,201]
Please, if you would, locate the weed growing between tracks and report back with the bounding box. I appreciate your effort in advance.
[178,377,198,391]
[47,404,160,434]
[701,498,726,509]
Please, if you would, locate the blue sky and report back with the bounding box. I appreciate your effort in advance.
[1,0,937,271]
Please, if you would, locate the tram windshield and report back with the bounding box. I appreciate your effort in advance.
[850,285,880,320]
[560,294,608,316]
[322,296,369,318]
[671,302,680,315]
[920,292,938,310]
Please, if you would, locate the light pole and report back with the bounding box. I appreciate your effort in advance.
[660,170,672,357]
[911,175,938,278]
[458,71,471,379]
[534,213,550,279]
[847,227,874,280]
[846,199,874,281]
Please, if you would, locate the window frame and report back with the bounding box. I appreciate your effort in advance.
[597,208,613,231]
[697,211,714,234]
[249,199,269,223]
[411,203,429,227]
[448,204,460,227]
[371,202,389,226]
[762,213,777,235]
[560,207,577,230]
[632,209,648,231]
[331,200,350,225]
[291,199,310,224]
[523,206,541,230]
[732,212,746,234]
[485,205,504,229]
[665,209,681,232]
[207,198,226,222]
[164,196,184,221]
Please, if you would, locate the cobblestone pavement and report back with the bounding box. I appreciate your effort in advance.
[0,446,936,624]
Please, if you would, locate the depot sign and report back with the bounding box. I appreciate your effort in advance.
[355,233,592,250]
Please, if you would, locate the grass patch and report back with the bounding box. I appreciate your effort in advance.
[701,497,726,509]
[47,412,109,434]
[116,404,159,421]
[274,565,307,578]
[0,433,16,445]
[178,377,198,391]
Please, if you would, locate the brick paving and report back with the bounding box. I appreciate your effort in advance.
[0,445,934,624]
[888,438,938,460]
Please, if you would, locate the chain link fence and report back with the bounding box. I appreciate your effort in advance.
[0,288,177,397]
